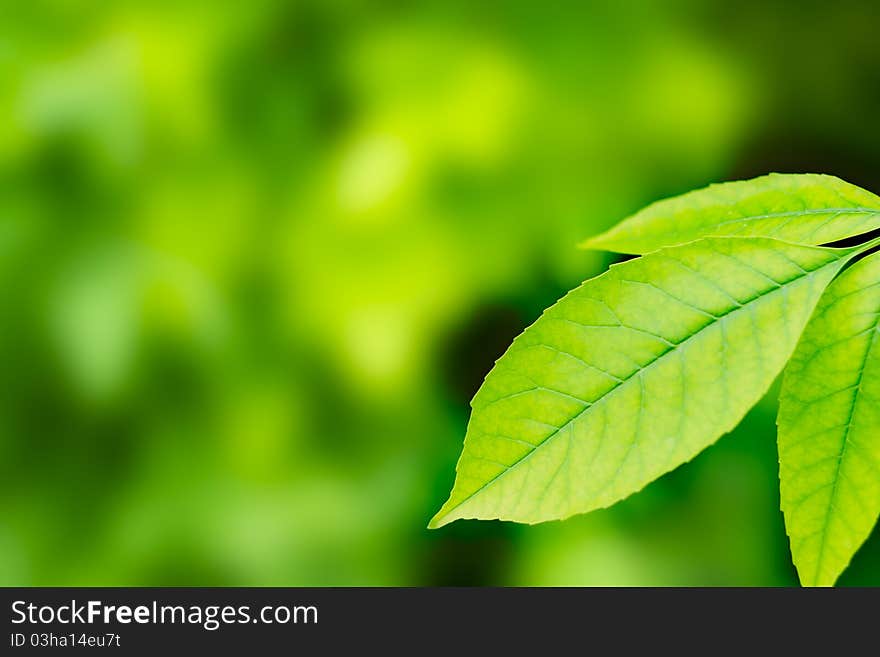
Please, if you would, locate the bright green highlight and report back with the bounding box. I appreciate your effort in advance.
[778,250,880,586]
[430,237,854,528]
[581,174,880,255]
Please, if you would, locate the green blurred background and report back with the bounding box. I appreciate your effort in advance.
[3,0,880,586]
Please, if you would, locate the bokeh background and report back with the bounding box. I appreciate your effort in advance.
[4,0,880,586]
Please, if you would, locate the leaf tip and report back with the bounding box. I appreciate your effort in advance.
[427,510,453,530]
[578,232,616,251]
[577,236,602,250]
[428,495,468,528]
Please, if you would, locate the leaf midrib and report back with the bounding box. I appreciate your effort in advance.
[593,207,880,248]
[700,207,880,231]
[812,311,880,585]
[443,255,842,521]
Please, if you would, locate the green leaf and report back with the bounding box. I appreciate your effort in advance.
[778,250,880,586]
[430,237,855,529]
[581,174,880,255]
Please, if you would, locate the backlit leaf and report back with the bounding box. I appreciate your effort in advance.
[778,250,880,586]
[430,237,855,528]
[581,174,880,255]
